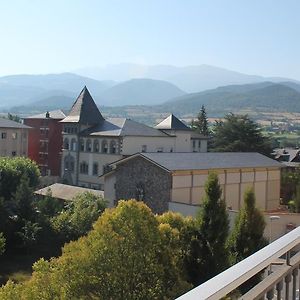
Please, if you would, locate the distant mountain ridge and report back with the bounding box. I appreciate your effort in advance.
[74,63,300,92]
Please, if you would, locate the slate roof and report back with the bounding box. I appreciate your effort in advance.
[26,110,66,119]
[0,118,31,129]
[34,183,104,201]
[61,86,104,125]
[155,114,190,131]
[81,118,169,137]
[110,152,282,171]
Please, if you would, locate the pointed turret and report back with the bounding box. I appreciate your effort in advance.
[155,114,190,131]
[61,86,104,125]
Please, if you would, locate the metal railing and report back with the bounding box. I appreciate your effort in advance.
[177,226,300,300]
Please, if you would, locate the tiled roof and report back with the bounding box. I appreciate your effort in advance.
[0,118,31,129]
[34,183,104,201]
[111,152,282,171]
[26,109,66,119]
[61,86,104,125]
[155,114,190,131]
[82,118,169,137]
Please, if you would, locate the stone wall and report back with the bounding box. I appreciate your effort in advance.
[115,156,171,214]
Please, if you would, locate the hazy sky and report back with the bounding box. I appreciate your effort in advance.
[1,0,300,78]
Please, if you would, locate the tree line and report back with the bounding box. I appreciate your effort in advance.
[0,163,267,299]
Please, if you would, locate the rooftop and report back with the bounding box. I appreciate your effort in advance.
[26,109,66,119]
[0,118,31,129]
[155,114,191,131]
[111,152,282,171]
[34,183,104,201]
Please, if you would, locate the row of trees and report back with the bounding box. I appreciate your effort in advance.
[0,157,106,259]
[0,173,267,299]
[192,106,272,155]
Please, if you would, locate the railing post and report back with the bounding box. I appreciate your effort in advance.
[276,280,283,300]
[285,273,292,300]
[292,268,298,300]
[286,250,291,265]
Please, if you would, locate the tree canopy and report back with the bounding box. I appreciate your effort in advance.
[191,105,210,136]
[211,113,271,155]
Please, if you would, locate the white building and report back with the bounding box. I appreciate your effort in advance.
[61,87,208,189]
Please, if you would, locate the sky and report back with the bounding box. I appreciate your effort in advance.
[0,0,300,79]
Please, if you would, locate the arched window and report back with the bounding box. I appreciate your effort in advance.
[64,155,75,172]
[93,162,98,176]
[71,138,77,151]
[86,139,92,152]
[110,140,117,154]
[80,139,85,151]
[93,139,99,152]
[79,161,89,174]
[102,140,108,153]
[63,138,69,150]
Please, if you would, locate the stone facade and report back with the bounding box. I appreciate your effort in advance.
[115,157,171,214]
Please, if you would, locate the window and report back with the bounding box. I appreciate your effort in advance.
[193,140,196,148]
[102,140,108,153]
[141,145,147,153]
[63,138,69,150]
[64,155,75,172]
[93,140,99,152]
[80,139,85,151]
[80,161,89,174]
[93,163,98,176]
[198,140,201,148]
[1,132,6,139]
[12,132,17,139]
[11,151,16,156]
[110,140,117,154]
[71,138,77,151]
[86,139,92,152]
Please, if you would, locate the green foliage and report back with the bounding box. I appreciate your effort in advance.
[0,232,5,255]
[0,200,190,299]
[211,113,271,155]
[51,192,107,242]
[7,113,21,123]
[227,188,267,293]
[281,169,300,205]
[195,172,230,284]
[191,105,210,136]
[17,221,41,252]
[35,189,64,217]
[227,188,267,264]
[0,157,40,201]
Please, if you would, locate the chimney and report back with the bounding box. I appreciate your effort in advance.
[45,111,50,118]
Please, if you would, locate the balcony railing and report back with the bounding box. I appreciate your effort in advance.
[177,226,300,300]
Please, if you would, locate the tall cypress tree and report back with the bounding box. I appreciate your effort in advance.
[228,187,267,263]
[193,105,210,136]
[191,172,229,284]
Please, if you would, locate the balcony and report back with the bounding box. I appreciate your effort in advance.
[177,226,300,300]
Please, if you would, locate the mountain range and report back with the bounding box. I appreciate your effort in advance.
[2,64,300,118]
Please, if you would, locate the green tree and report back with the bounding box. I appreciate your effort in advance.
[17,221,41,253]
[192,105,210,136]
[0,157,40,201]
[51,192,107,242]
[0,200,190,299]
[211,113,271,155]
[196,172,230,284]
[227,188,267,263]
[35,189,64,217]
[0,232,5,255]
[227,188,267,293]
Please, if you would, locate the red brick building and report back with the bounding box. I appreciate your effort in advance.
[24,110,66,176]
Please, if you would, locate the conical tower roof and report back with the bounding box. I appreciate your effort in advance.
[155,114,190,130]
[61,86,104,125]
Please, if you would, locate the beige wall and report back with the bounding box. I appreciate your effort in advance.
[0,127,28,157]
[170,168,281,212]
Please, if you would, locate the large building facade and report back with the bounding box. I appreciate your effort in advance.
[24,110,66,176]
[61,87,208,189]
[0,118,30,157]
[103,152,282,215]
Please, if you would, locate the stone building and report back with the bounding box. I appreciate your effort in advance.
[60,87,208,189]
[0,118,30,157]
[103,152,282,215]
